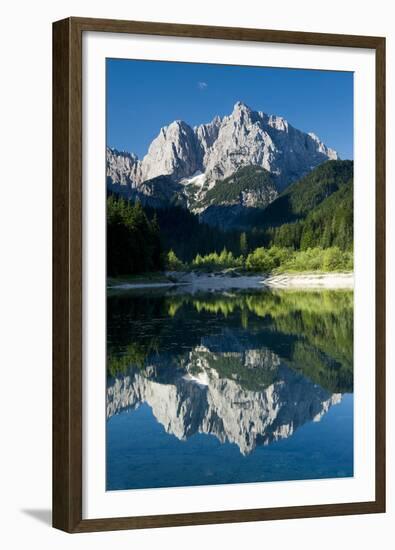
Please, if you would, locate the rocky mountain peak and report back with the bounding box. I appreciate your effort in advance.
[134,119,201,182]
[107,101,339,208]
[106,147,139,186]
[232,100,253,116]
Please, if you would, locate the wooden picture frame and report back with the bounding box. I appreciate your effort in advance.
[53,16,386,533]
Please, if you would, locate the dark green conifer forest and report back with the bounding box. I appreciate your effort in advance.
[107,160,353,276]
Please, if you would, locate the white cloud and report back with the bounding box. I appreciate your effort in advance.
[197,81,208,90]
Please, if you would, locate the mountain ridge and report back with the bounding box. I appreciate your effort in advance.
[106,101,339,213]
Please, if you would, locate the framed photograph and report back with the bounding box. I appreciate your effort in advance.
[53,17,386,532]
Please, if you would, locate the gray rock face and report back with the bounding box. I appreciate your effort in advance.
[195,102,337,189]
[240,186,278,208]
[107,101,338,208]
[136,120,202,182]
[106,147,138,187]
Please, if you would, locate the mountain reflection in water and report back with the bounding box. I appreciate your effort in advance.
[106,288,353,490]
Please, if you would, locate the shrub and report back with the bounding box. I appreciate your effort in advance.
[245,246,292,272]
[245,246,353,273]
[192,248,244,270]
[166,249,185,271]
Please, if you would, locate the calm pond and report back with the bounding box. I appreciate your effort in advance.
[106,287,353,491]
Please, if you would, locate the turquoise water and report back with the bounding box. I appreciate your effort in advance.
[106,287,353,491]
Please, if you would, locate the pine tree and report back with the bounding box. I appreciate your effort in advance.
[240,232,248,255]
[166,249,184,271]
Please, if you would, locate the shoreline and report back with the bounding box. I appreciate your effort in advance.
[263,272,354,289]
[108,271,354,291]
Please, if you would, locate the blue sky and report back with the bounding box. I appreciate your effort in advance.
[106,59,353,160]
